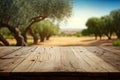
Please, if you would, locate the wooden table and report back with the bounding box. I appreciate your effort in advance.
[0,46,120,80]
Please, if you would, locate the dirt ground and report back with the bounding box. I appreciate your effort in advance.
[6,36,117,46]
[33,36,117,46]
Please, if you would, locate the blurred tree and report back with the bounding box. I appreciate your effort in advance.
[23,0,73,43]
[46,24,59,40]
[32,20,60,43]
[101,15,114,40]
[110,9,120,39]
[86,17,103,40]
[81,29,91,36]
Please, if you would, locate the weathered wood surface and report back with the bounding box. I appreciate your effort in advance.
[0,46,120,73]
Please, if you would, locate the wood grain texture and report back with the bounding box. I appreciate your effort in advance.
[85,46,120,71]
[0,47,21,57]
[0,46,120,73]
[0,47,37,72]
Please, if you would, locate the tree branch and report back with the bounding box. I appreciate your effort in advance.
[30,16,47,22]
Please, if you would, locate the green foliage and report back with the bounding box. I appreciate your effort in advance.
[27,41,33,46]
[0,0,17,24]
[100,15,114,39]
[0,28,10,35]
[32,20,60,41]
[4,35,14,39]
[81,29,90,36]
[113,39,120,46]
[33,20,59,35]
[57,31,81,37]
[85,9,120,40]
[110,9,120,38]
[0,28,14,39]
[86,17,103,39]
[74,32,81,37]
[10,43,16,46]
[0,0,73,45]
[0,0,72,28]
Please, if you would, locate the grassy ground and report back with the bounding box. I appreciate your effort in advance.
[6,36,117,46]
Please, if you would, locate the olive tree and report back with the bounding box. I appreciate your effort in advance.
[101,15,114,40]
[81,29,91,36]
[86,17,103,40]
[0,34,9,46]
[46,23,59,40]
[0,0,72,46]
[0,0,27,46]
[23,0,73,44]
[110,9,120,39]
[32,20,59,43]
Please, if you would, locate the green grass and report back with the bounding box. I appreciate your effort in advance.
[10,42,33,46]
[5,35,14,39]
[10,43,16,46]
[27,41,33,46]
[113,39,120,46]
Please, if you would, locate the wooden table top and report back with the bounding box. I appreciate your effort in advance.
[0,46,120,73]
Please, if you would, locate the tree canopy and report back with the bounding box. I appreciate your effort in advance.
[0,0,73,46]
[32,20,59,42]
[101,15,114,39]
[86,17,103,39]
[84,9,120,40]
[0,0,72,28]
[110,9,120,38]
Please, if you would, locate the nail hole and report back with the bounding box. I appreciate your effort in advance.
[31,60,35,61]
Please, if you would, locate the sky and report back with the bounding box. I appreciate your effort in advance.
[60,0,120,29]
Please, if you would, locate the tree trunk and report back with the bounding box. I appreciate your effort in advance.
[116,33,120,39]
[99,36,102,40]
[33,34,38,44]
[117,36,120,39]
[46,35,51,40]
[40,34,45,42]
[23,16,46,43]
[10,28,26,46]
[105,33,112,40]
[40,37,44,42]
[95,36,97,40]
[22,32,27,43]
[107,36,111,40]
[23,27,38,44]
[29,28,38,44]
[95,34,97,40]
[0,43,3,46]
[0,23,27,46]
[0,34,9,46]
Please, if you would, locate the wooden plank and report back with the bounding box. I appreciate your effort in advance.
[12,47,62,72]
[106,46,120,51]
[60,47,85,72]
[71,47,105,72]
[29,47,61,72]
[100,46,120,56]
[85,46,120,71]
[72,47,118,72]
[0,47,37,72]
[0,46,119,73]
[0,47,21,57]
[13,47,90,72]
[12,47,43,72]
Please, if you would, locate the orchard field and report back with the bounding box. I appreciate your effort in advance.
[4,36,117,46]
